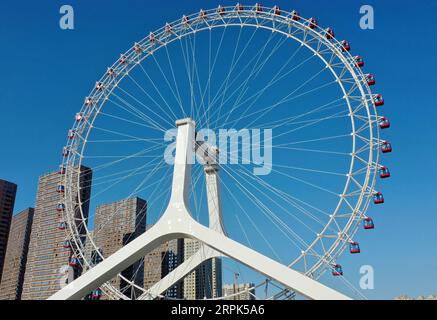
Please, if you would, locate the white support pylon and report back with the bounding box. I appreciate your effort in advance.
[49,118,351,300]
[138,140,224,300]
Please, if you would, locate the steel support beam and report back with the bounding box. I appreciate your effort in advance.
[49,118,350,300]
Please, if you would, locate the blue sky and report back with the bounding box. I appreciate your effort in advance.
[1,0,437,299]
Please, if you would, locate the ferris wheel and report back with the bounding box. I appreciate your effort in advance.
[54,4,391,300]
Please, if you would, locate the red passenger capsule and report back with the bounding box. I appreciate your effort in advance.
[309,17,318,29]
[291,10,300,21]
[217,5,225,16]
[58,166,66,175]
[75,112,84,122]
[365,74,376,86]
[332,264,343,276]
[95,82,104,91]
[148,32,155,43]
[363,217,375,230]
[58,221,66,230]
[107,68,115,77]
[373,192,385,204]
[85,97,93,106]
[340,40,350,52]
[68,130,75,140]
[273,5,281,16]
[379,166,391,179]
[91,288,102,299]
[69,256,79,267]
[379,117,390,129]
[133,43,143,54]
[374,94,384,107]
[57,203,65,212]
[349,242,361,254]
[199,10,207,20]
[325,28,335,40]
[354,56,364,68]
[119,55,128,64]
[381,141,392,153]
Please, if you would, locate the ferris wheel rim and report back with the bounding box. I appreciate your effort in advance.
[60,4,381,300]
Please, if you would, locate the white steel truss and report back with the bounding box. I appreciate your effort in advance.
[50,118,350,300]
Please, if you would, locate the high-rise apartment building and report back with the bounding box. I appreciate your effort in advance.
[21,167,92,300]
[211,256,222,298]
[183,239,222,299]
[143,227,184,299]
[222,283,256,300]
[93,197,147,299]
[0,208,34,300]
[0,179,18,282]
